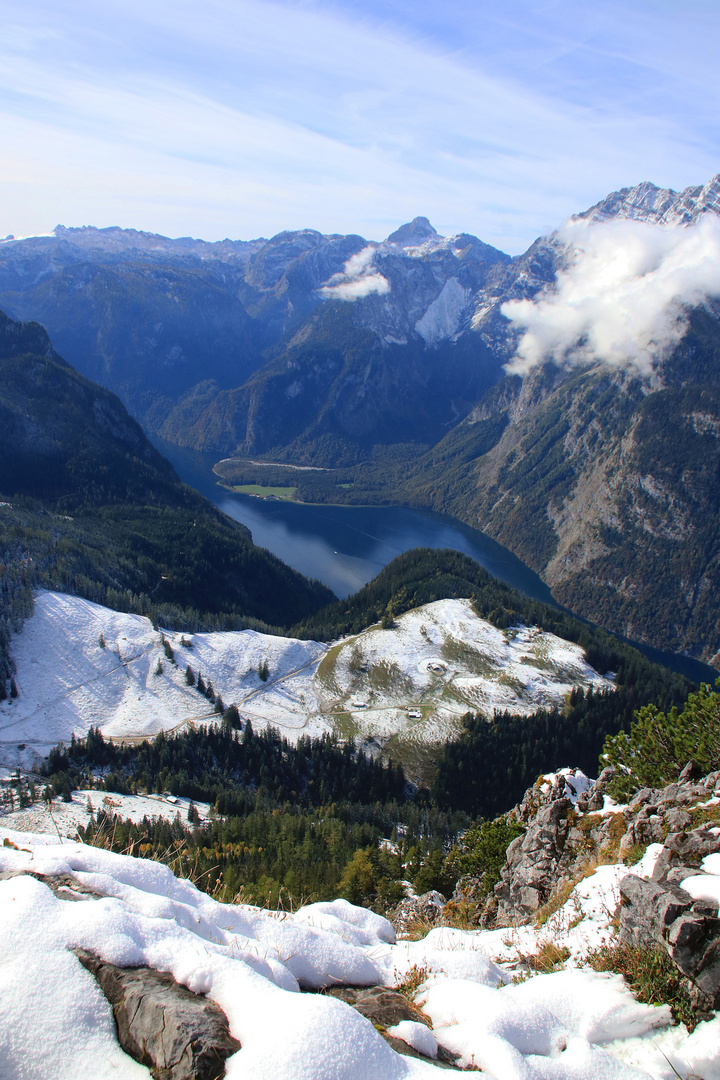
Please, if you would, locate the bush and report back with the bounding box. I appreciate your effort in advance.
[586,942,696,1030]
[450,816,525,900]
[412,848,458,897]
[602,680,720,800]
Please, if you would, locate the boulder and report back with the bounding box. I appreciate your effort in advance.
[393,890,446,933]
[74,949,240,1080]
[325,987,459,1068]
[619,875,695,950]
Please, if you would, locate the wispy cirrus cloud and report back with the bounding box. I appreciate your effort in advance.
[1,0,720,248]
[503,215,720,376]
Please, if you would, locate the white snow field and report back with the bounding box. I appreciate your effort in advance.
[0,591,330,767]
[0,788,213,838]
[1,827,719,1080]
[0,592,614,769]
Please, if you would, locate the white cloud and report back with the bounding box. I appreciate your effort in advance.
[320,246,391,301]
[502,215,720,376]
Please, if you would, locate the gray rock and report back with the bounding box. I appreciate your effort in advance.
[0,869,105,900]
[325,987,460,1069]
[652,827,720,883]
[393,890,447,933]
[665,866,703,886]
[662,808,693,832]
[665,912,720,1007]
[74,949,240,1080]
[678,760,705,783]
[619,818,720,1012]
[494,798,574,924]
[619,876,693,950]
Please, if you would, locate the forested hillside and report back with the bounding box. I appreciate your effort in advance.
[0,311,334,698]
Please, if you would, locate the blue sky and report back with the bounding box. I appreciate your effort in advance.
[1,0,718,253]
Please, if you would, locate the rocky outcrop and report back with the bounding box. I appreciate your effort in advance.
[487,765,720,1012]
[619,821,720,1014]
[494,797,574,923]
[75,949,241,1080]
[490,768,615,925]
[490,767,720,926]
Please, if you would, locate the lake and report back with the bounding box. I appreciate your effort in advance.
[154,439,554,603]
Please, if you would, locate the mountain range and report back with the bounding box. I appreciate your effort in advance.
[2,176,719,663]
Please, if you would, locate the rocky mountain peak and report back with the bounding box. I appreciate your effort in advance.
[578,173,720,227]
[385,216,440,247]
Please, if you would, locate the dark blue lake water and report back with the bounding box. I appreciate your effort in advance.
[154,440,554,603]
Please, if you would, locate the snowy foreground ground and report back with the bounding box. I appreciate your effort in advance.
[0,591,613,768]
[1,827,719,1080]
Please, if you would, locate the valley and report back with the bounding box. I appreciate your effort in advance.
[2,176,720,663]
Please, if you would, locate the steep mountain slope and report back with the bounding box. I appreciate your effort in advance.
[0,310,178,502]
[0,310,334,658]
[389,178,720,664]
[390,338,720,663]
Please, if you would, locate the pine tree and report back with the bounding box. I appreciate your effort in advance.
[603,681,720,799]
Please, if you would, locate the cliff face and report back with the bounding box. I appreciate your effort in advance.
[403,304,720,663]
[478,764,720,1014]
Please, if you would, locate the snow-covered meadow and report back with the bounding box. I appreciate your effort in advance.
[0,591,330,767]
[1,827,719,1080]
[314,600,613,754]
[0,592,614,769]
[0,788,213,839]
